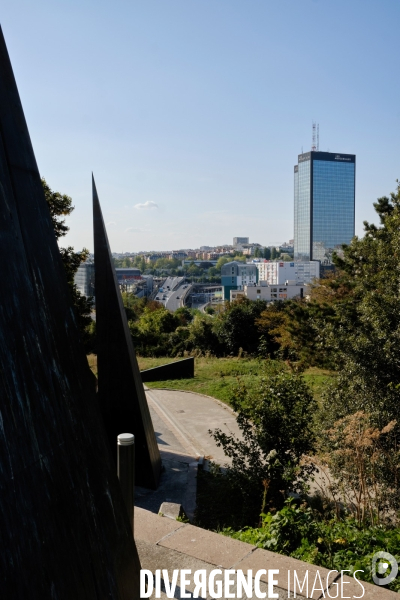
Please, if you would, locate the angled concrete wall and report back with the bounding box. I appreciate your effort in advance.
[93,177,161,489]
[0,27,140,598]
[141,357,195,382]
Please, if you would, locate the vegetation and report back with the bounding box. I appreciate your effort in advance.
[194,182,400,592]
[222,498,400,592]
[90,182,400,589]
[42,178,94,351]
[87,352,331,405]
[212,370,317,518]
[121,292,296,360]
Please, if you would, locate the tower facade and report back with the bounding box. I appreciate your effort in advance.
[294,151,355,263]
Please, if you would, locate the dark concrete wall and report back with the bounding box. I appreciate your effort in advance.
[93,178,161,489]
[141,357,195,382]
[0,28,140,598]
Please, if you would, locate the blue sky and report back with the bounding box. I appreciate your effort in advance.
[2,1,400,252]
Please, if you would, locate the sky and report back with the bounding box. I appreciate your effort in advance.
[2,1,400,253]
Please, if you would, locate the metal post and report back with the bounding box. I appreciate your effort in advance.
[117,433,135,534]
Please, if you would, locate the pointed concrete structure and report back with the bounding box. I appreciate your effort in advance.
[93,176,162,489]
[0,27,140,597]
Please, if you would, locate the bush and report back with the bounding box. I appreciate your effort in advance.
[211,370,317,523]
[223,498,400,592]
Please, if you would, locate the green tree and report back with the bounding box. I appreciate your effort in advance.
[215,298,268,355]
[263,247,271,260]
[212,370,316,522]
[232,255,247,263]
[270,247,277,260]
[322,184,400,429]
[42,178,94,351]
[186,314,221,355]
[216,256,231,270]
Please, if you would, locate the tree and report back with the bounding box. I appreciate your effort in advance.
[232,255,247,263]
[320,183,400,429]
[263,247,271,260]
[216,256,231,270]
[186,314,222,355]
[270,247,277,260]
[297,182,400,507]
[212,370,316,523]
[256,301,293,358]
[42,178,94,351]
[215,298,268,355]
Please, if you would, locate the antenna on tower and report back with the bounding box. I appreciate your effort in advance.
[311,121,319,151]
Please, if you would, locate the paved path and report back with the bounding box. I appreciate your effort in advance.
[135,388,242,518]
[145,388,241,464]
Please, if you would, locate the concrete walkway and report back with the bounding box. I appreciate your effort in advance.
[134,388,242,519]
[146,388,241,463]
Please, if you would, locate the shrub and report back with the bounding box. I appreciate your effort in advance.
[211,370,317,523]
[223,498,400,593]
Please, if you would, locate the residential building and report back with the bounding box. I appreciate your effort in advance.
[230,281,308,302]
[169,252,187,261]
[221,261,258,300]
[182,259,218,267]
[74,262,95,298]
[294,151,355,263]
[233,237,249,246]
[255,260,319,285]
[145,253,168,263]
[115,268,141,286]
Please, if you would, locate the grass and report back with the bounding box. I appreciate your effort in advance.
[139,356,282,404]
[87,353,98,376]
[87,353,335,406]
[302,367,334,403]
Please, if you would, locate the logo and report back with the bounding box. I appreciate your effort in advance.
[334,154,351,161]
[372,552,398,586]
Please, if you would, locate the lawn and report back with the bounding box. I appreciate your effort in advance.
[87,354,334,405]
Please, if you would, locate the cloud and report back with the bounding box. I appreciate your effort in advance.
[106,221,116,226]
[124,227,149,233]
[134,200,158,210]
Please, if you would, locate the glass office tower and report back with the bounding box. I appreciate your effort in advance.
[294,151,355,263]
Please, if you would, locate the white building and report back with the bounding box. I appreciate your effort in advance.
[255,260,319,285]
[230,282,308,303]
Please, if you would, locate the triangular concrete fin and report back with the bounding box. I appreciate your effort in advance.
[93,175,162,489]
[0,26,140,597]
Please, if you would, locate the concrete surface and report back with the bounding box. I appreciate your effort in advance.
[159,502,187,520]
[136,508,397,599]
[136,386,240,520]
[158,523,255,569]
[146,388,241,463]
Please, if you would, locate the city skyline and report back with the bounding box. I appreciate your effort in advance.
[1,1,399,252]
